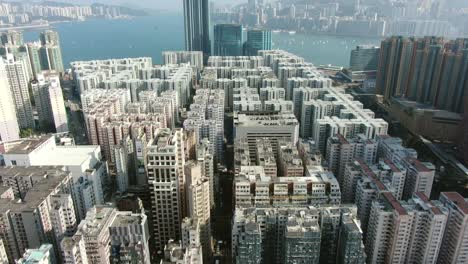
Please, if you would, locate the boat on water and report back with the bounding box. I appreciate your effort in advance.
[272,30,281,33]
[289,31,296,35]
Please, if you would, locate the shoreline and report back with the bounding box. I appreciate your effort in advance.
[0,16,137,32]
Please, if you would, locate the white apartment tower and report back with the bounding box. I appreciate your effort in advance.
[32,71,68,133]
[185,162,211,261]
[365,192,414,263]
[438,192,468,264]
[4,54,34,129]
[0,59,20,142]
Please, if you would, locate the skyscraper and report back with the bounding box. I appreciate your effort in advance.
[39,31,64,73]
[213,24,243,56]
[349,45,380,72]
[145,128,186,251]
[438,192,468,263]
[244,29,272,56]
[0,59,20,142]
[183,0,211,58]
[31,71,68,133]
[4,54,35,129]
[376,36,468,114]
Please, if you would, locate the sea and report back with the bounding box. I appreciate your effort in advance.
[22,12,382,68]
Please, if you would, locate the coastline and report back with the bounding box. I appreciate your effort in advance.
[0,16,137,32]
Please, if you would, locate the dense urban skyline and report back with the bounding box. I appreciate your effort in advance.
[0,0,466,264]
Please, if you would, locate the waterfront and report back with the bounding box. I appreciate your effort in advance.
[23,12,382,68]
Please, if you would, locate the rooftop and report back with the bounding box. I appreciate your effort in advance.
[110,211,144,227]
[2,136,50,154]
[382,192,407,215]
[442,192,468,215]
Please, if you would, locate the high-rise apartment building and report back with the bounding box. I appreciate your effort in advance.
[438,192,468,264]
[232,206,364,264]
[365,192,447,264]
[0,59,20,142]
[185,162,211,262]
[376,36,468,114]
[1,136,106,220]
[161,239,203,264]
[39,31,64,73]
[183,0,211,58]
[17,244,55,264]
[233,111,300,151]
[196,138,215,208]
[326,134,378,190]
[162,51,203,70]
[298,87,387,153]
[145,128,186,251]
[1,30,64,76]
[336,217,366,264]
[31,71,68,133]
[108,211,151,264]
[213,24,243,56]
[61,207,150,264]
[234,165,341,207]
[4,54,34,129]
[365,192,414,263]
[0,166,74,263]
[1,30,24,46]
[244,29,272,56]
[26,42,46,77]
[184,89,224,161]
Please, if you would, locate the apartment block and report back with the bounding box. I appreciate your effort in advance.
[1,136,106,220]
[31,71,68,133]
[234,166,341,207]
[232,205,363,264]
[145,129,185,251]
[326,134,378,187]
[0,166,74,263]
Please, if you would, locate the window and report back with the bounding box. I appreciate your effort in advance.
[11,160,17,166]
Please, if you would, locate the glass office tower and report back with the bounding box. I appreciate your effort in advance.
[214,24,243,56]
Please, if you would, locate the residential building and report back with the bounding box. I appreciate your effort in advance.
[376,36,468,114]
[326,134,378,189]
[160,239,203,264]
[184,89,224,161]
[1,136,106,220]
[162,51,203,70]
[233,111,299,151]
[184,162,211,261]
[232,206,362,264]
[39,31,64,73]
[365,192,414,263]
[0,59,20,142]
[277,142,304,177]
[438,192,468,264]
[108,211,151,264]
[234,166,341,207]
[61,207,150,264]
[31,71,68,133]
[0,166,73,262]
[4,54,34,129]
[145,129,186,251]
[17,244,55,264]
